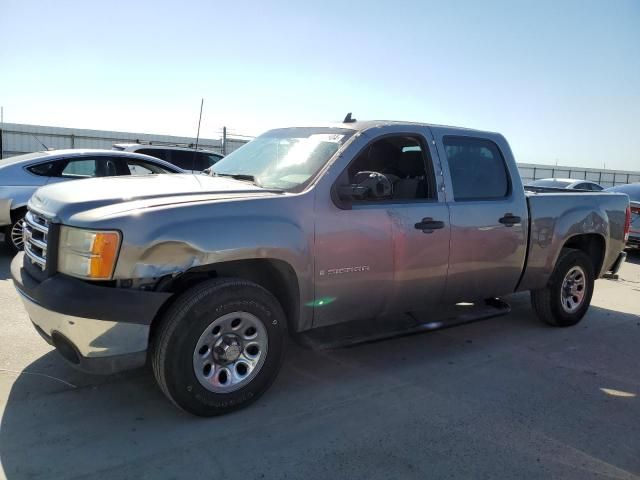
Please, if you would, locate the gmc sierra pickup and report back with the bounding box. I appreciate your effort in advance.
[11,120,631,416]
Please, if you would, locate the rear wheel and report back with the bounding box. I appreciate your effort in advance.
[531,248,595,327]
[151,278,286,416]
[3,209,26,253]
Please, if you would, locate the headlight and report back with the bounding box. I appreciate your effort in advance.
[58,226,121,280]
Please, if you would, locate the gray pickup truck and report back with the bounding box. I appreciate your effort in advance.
[11,120,631,416]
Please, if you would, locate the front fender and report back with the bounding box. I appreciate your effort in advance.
[116,206,313,331]
[117,215,310,280]
[101,194,314,315]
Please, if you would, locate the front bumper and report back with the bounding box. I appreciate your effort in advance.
[11,252,172,374]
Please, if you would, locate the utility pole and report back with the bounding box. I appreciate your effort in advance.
[194,98,204,150]
[192,98,204,171]
[222,126,227,155]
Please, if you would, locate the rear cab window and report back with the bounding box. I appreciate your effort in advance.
[443,136,510,201]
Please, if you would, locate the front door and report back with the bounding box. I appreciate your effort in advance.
[313,206,394,328]
[314,127,450,327]
[387,201,450,311]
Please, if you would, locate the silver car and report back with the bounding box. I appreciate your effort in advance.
[526,178,604,191]
[0,149,182,251]
[606,183,640,248]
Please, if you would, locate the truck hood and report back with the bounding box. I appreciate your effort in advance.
[29,174,282,222]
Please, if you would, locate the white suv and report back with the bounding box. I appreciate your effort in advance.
[112,144,223,172]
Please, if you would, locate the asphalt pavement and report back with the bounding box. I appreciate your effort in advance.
[1,248,639,479]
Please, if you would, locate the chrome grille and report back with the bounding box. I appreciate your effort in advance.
[23,210,50,270]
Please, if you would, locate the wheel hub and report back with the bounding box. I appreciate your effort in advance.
[192,311,268,393]
[213,334,242,364]
[560,266,586,313]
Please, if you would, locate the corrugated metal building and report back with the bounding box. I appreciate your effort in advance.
[1,123,638,187]
[0,122,249,158]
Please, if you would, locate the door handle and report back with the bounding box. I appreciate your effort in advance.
[414,217,445,233]
[499,213,521,227]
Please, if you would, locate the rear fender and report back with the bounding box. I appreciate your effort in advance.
[518,202,609,291]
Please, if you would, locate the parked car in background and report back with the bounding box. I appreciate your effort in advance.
[526,178,604,191]
[0,149,182,252]
[112,143,223,173]
[11,120,630,416]
[606,183,640,248]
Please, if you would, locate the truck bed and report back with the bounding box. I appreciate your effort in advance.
[518,190,629,292]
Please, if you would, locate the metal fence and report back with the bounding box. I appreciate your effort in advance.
[0,123,250,159]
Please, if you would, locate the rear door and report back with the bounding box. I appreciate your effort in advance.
[433,131,528,302]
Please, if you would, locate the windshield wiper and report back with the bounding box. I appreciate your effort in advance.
[212,172,284,192]
[215,173,256,182]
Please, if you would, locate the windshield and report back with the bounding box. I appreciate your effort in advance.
[210,127,355,191]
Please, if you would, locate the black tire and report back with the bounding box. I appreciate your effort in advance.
[151,278,286,416]
[4,209,26,253]
[531,248,595,327]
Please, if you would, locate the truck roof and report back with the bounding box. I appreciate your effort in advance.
[309,119,501,137]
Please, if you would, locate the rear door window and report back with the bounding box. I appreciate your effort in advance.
[443,136,510,201]
[59,157,119,178]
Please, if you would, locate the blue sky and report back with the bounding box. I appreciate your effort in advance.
[1,0,639,169]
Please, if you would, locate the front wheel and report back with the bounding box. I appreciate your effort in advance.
[531,248,595,327]
[151,278,286,416]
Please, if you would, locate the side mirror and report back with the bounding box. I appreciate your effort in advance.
[331,171,392,210]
